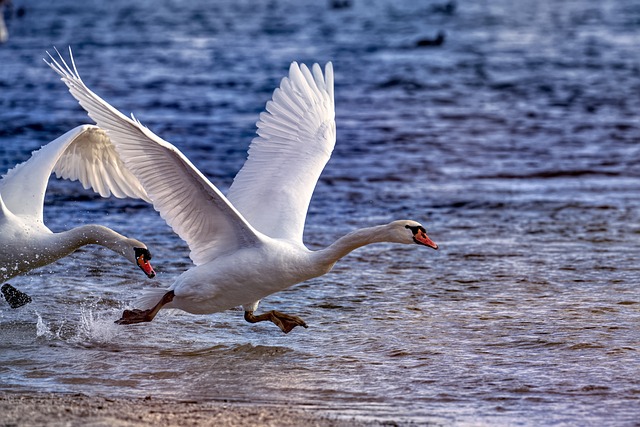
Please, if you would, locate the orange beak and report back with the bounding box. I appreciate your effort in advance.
[137,255,156,278]
[414,229,438,250]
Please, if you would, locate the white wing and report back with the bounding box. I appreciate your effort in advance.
[227,62,335,244]
[0,124,149,223]
[52,125,151,202]
[46,49,262,265]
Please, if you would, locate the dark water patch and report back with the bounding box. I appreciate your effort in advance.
[567,342,606,350]
[375,77,427,91]
[312,302,347,310]
[617,301,638,306]
[477,169,624,180]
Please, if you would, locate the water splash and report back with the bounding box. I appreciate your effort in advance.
[34,307,119,345]
[35,311,57,339]
[70,307,120,344]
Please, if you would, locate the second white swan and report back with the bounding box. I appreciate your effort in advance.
[47,50,438,333]
[0,125,156,307]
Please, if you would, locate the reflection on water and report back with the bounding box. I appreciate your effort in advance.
[1,0,640,424]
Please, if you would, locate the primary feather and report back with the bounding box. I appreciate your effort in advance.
[227,62,335,244]
[46,48,262,266]
[0,125,149,223]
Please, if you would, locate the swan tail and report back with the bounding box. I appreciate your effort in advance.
[133,288,174,310]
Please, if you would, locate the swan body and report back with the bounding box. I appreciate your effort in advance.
[158,240,324,315]
[47,49,438,332]
[0,125,156,303]
[146,221,431,317]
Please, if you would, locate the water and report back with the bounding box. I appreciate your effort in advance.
[1,0,639,424]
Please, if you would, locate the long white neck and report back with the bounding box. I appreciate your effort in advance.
[48,224,135,264]
[0,224,137,282]
[312,224,393,268]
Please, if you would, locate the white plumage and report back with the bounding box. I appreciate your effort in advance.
[228,62,336,243]
[47,49,438,333]
[0,125,156,297]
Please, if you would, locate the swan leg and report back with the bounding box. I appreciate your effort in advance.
[244,310,308,334]
[1,284,32,309]
[115,290,174,325]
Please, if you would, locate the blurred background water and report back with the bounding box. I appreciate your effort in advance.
[1,0,639,425]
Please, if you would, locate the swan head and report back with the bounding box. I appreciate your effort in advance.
[119,239,156,278]
[134,246,156,278]
[389,220,438,250]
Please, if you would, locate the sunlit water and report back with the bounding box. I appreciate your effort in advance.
[1,0,639,425]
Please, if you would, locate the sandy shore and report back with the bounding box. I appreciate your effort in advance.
[0,392,373,426]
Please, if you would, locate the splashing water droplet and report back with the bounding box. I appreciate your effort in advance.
[35,312,53,339]
[72,307,119,344]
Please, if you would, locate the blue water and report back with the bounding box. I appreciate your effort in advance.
[1,0,640,425]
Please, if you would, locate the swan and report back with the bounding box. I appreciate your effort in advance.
[0,125,156,308]
[46,49,438,333]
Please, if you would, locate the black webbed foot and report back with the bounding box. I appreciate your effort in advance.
[1,284,32,309]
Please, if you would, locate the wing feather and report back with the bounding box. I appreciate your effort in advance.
[46,48,261,265]
[227,62,336,243]
[52,126,151,202]
[0,124,149,223]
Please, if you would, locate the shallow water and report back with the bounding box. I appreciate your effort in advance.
[1,0,640,425]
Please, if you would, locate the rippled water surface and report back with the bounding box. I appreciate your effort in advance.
[1,0,640,425]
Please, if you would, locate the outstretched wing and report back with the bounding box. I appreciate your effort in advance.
[227,62,335,244]
[0,124,149,224]
[52,125,151,203]
[46,48,262,265]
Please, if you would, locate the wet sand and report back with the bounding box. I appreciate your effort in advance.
[0,392,371,426]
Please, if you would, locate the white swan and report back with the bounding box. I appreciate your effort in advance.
[0,125,156,307]
[47,49,438,333]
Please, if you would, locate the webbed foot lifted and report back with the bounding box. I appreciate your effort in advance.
[115,290,174,325]
[1,284,32,309]
[244,310,308,334]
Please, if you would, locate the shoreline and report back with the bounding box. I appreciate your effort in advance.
[0,392,373,426]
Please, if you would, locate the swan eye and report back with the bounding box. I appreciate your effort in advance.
[134,247,152,261]
[405,225,426,235]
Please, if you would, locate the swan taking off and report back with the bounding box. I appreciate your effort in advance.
[0,125,156,307]
[47,49,438,333]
